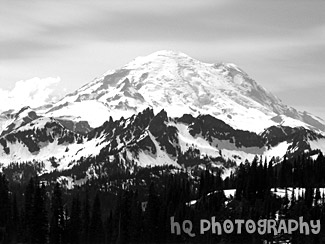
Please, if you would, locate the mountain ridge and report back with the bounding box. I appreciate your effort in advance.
[43,50,325,133]
[0,107,324,174]
[0,50,324,179]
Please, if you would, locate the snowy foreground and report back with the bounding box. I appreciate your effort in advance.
[188,188,325,207]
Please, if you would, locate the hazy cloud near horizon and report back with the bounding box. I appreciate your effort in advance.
[0,0,324,118]
[0,77,63,112]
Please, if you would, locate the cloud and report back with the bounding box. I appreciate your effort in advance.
[0,0,324,121]
[0,77,63,112]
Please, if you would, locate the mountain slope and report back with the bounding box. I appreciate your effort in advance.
[0,50,324,180]
[45,50,325,133]
[1,108,324,177]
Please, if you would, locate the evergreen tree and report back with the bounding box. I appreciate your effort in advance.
[10,193,20,243]
[145,182,160,242]
[129,190,142,243]
[50,182,65,244]
[0,173,10,243]
[31,182,48,244]
[105,211,113,244]
[69,194,81,244]
[24,177,35,243]
[116,190,131,244]
[82,191,90,244]
[89,192,104,244]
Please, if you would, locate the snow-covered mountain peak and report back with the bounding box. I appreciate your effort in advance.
[141,49,191,60]
[46,51,325,133]
[122,49,202,71]
[1,50,325,178]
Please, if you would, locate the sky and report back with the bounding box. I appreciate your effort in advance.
[0,0,324,119]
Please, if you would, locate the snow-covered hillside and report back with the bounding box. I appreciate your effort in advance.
[0,50,324,177]
[0,108,324,175]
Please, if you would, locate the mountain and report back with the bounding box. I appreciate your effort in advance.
[0,106,92,136]
[0,106,40,136]
[45,50,325,133]
[0,107,324,176]
[0,50,324,180]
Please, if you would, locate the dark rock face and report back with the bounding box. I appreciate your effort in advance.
[57,119,92,135]
[148,110,179,157]
[0,107,324,169]
[0,119,82,154]
[178,114,265,148]
[261,125,324,157]
[87,109,325,165]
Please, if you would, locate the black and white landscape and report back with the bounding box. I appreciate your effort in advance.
[0,50,325,174]
[0,50,325,243]
[1,1,325,244]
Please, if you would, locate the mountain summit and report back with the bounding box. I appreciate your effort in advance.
[47,50,325,133]
[0,50,324,173]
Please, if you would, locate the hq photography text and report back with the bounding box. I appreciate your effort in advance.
[170,216,321,237]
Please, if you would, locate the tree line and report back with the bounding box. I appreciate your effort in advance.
[0,152,325,243]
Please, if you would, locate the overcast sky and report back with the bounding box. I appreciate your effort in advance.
[0,0,324,119]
